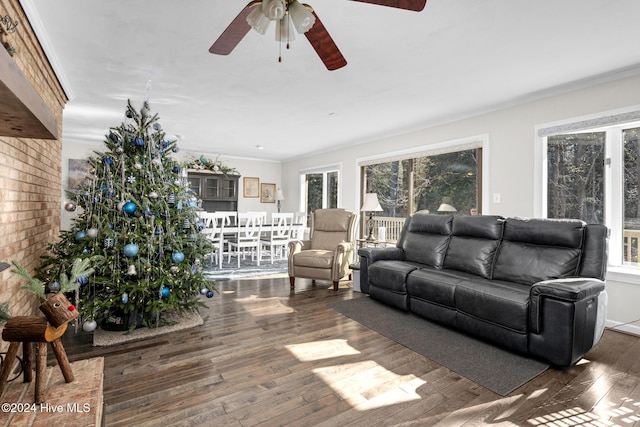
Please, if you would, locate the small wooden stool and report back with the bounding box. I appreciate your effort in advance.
[0,294,78,403]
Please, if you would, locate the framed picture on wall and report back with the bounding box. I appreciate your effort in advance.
[68,159,92,192]
[261,183,276,203]
[243,177,260,198]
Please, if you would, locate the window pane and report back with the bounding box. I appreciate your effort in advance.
[414,150,479,215]
[624,127,640,265]
[547,133,605,224]
[306,173,323,214]
[364,149,480,217]
[365,160,411,217]
[327,171,338,208]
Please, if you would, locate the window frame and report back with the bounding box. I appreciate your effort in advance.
[535,105,640,283]
[355,134,490,217]
[298,163,342,213]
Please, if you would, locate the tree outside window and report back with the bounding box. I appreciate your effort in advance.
[363,149,481,218]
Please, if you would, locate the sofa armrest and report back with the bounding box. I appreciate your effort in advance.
[358,246,403,263]
[530,277,605,334]
[357,247,404,294]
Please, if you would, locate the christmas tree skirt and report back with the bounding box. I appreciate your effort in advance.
[92,310,203,346]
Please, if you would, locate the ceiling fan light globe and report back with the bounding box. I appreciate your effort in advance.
[289,0,316,34]
[247,6,271,34]
[262,0,286,20]
[275,16,295,42]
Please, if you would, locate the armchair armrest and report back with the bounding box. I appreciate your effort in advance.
[529,277,605,334]
[288,239,312,254]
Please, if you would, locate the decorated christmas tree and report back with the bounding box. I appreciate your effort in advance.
[38,99,214,331]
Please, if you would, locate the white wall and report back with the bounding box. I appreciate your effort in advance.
[281,73,640,334]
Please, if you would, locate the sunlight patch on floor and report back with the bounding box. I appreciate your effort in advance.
[312,361,426,410]
[234,294,295,316]
[285,339,360,361]
[526,400,640,426]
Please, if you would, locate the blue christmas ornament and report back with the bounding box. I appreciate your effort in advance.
[48,281,60,291]
[77,276,89,285]
[134,136,145,147]
[123,243,140,257]
[172,166,180,174]
[121,292,129,304]
[103,157,114,166]
[171,251,185,263]
[206,290,214,298]
[75,231,87,240]
[161,287,170,298]
[123,201,137,214]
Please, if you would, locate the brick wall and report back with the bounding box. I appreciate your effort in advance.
[0,0,67,351]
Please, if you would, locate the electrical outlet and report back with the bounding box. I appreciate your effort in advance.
[493,193,501,204]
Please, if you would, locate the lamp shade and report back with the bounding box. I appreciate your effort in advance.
[247,5,271,34]
[262,0,286,20]
[361,193,383,212]
[289,0,316,34]
[275,16,295,42]
[275,188,285,201]
[437,197,457,212]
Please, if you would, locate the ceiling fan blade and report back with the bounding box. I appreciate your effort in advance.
[209,2,258,55]
[304,10,347,71]
[350,0,427,12]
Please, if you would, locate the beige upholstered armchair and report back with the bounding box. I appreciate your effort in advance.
[288,208,357,291]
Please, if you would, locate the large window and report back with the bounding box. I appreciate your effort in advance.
[300,166,340,216]
[363,148,482,217]
[542,121,640,267]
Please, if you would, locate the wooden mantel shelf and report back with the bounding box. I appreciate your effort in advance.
[0,43,58,140]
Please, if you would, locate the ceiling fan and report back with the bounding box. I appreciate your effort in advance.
[209,0,427,71]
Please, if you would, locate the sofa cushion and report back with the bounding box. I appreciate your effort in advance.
[455,278,530,333]
[401,213,452,268]
[407,268,471,309]
[442,216,504,279]
[368,260,419,294]
[492,218,585,286]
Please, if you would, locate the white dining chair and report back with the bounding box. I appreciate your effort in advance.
[261,213,294,264]
[200,212,228,268]
[227,212,264,267]
[291,211,308,240]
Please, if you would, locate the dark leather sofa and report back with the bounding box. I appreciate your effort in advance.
[358,212,609,368]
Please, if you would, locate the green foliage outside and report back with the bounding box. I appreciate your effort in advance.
[365,149,480,217]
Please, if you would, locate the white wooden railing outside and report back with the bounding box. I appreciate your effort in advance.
[367,216,407,243]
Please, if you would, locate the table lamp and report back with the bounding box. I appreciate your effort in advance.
[275,188,285,213]
[361,193,383,240]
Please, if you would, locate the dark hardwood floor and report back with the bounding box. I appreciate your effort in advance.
[59,276,640,427]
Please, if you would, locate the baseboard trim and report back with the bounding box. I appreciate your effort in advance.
[606,319,640,336]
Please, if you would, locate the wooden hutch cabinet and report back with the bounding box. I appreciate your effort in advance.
[187,171,239,212]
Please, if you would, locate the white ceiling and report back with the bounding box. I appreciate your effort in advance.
[24,0,640,162]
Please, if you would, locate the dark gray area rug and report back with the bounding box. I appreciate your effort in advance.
[329,296,549,396]
[203,257,288,281]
